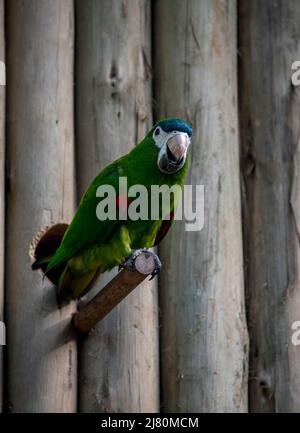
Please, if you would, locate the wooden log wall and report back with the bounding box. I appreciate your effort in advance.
[75,0,159,413]
[0,0,5,413]
[154,0,249,412]
[0,0,299,414]
[6,0,77,412]
[239,0,300,413]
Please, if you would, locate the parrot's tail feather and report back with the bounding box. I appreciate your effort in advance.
[31,255,54,271]
[57,267,101,302]
[30,223,69,286]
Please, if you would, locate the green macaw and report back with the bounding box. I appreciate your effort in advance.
[32,118,192,300]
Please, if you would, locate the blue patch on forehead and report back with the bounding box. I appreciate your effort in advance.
[156,118,193,137]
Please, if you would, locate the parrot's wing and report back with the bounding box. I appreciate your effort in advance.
[46,158,125,273]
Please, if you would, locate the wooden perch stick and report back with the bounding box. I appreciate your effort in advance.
[73,251,157,334]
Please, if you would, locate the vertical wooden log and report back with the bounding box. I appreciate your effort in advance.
[239,0,300,412]
[0,0,5,413]
[6,0,76,412]
[154,0,248,412]
[76,0,159,412]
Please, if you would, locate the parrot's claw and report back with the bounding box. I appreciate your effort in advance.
[122,248,162,280]
[148,252,162,280]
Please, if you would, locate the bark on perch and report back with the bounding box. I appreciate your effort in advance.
[73,252,157,335]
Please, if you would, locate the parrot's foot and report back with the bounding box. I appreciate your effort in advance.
[122,248,162,280]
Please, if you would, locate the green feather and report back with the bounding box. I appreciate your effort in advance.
[44,127,189,299]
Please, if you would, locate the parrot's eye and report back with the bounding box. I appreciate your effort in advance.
[153,126,165,149]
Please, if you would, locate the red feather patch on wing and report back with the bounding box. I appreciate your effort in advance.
[116,195,133,212]
[154,210,175,246]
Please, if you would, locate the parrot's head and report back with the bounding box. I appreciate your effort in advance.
[150,118,192,174]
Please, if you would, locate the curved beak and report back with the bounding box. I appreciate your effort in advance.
[157,132,190,174]
[166,133,189,162]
